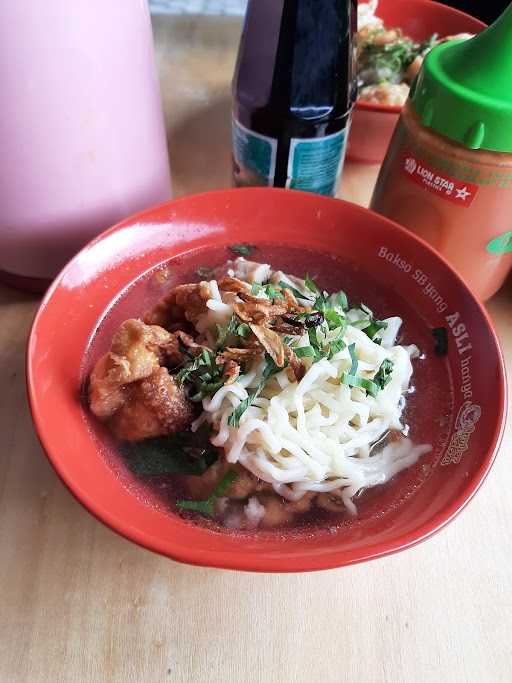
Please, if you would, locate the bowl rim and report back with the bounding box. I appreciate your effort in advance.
[26,188,508,572]
[355,0,487,115]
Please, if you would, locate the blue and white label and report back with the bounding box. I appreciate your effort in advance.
[286,128,348,196]
[232,118,277,187]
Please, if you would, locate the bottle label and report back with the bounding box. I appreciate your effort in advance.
[401,151,479,207]
[287,128,348,196]
[232,118,277,187]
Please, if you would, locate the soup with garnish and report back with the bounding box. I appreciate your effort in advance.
[83,244,452,531]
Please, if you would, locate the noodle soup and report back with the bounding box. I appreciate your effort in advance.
[82,244,452,532]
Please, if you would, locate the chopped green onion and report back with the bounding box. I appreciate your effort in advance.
[314,292,328,312]
[359,303,373,317]
[364,319,388,341]
[308,327,321,358]
[228,355,281,427]
[327,337,346,359]
[304,274,320,294]
[348,343,358,376]
[236,323,251,338]
[175,348,225,401]
[216,314,240,348]
[294,346,315,358]
[341,373,380,397]
[229,243,255,257]
[228,394,255,427]
[263,284,284,301]
[177,470,238,518]
[278,280,311,302]
[123,424,218,477]
[254,282,284,301]
[330,290,349,312]
[175,353,207,385]
[374,358,394,389]
[175,498,215,516]
[350,319,372,330]
[324,308,345,331]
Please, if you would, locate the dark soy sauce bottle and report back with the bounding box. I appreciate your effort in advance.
[232,0,357,196]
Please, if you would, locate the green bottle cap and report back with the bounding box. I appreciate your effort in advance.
[411,3,512,152]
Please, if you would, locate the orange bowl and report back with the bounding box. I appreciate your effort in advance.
[348,0,486,163]
[27,189,506,571]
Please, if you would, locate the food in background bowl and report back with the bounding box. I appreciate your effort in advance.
[348,0,485,163]
[88,255,431,530]
[357,0,473,108]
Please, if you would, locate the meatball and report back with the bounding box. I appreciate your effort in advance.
[88,319,173,419]
[108,367,195,441]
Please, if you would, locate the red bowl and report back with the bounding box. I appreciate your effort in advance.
[27,188,506,572]
[348,0,486,163]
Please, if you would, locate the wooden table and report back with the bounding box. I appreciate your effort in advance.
[1,15,511,683]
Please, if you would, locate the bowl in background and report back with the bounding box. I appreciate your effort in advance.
[348,0,485,164]
[27,188,506,571]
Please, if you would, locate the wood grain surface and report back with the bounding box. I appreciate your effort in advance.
[1,15,510,683]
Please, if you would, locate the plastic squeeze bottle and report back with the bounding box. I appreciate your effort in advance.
[370,3,512,301]
[232,0,357,196]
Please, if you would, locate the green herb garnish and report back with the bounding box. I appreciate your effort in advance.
[359,303,373,317]
[177,470,238,518]
[228,395,254,428]
[327,337,346,359]
[341,374,380,398]
[374,358,394,389]
[364,319,388,341]
[358,33,437,88]
[304,274,320,294]
[278,280,312,302]
[251,282,283,301]
[236,323,251,338]
[176,349,225,402]
[123,424,218,477]
[294,345,315,358]
[350,304,387,341]
[347,342,358,376]
[176,352,209,385]
[313,291,329,313]
[228,355,281,427]
[307,326,322,361]
[350,319,372,330]
[229,243,256,257]
[329,290,349,312]
[341,345,377,395]
[263,284,283,301]
[340,354,393,398]
[324,308,346,331]
[216,314,240,349]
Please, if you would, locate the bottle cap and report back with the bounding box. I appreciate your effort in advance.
[411,3,512,152]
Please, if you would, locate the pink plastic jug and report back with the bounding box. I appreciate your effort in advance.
[0,0,171,290]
